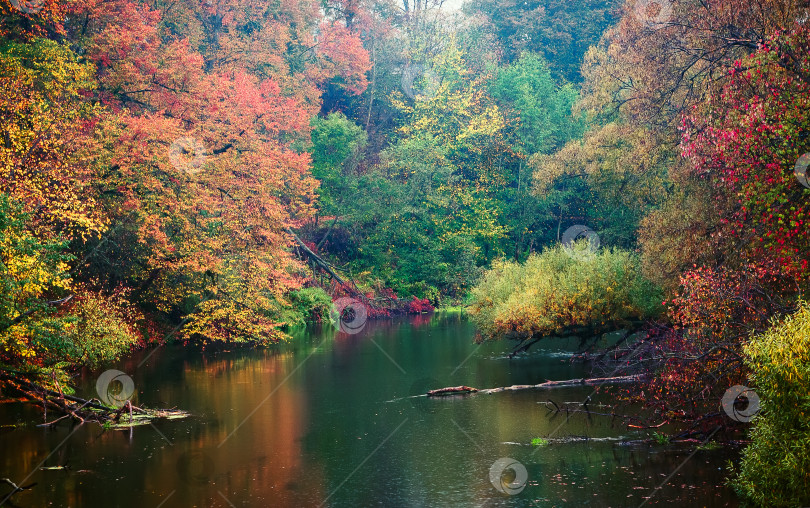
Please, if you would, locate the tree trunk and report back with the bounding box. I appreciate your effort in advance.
[286,227,345,284]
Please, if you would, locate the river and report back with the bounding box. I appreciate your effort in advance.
[0,313,740,507]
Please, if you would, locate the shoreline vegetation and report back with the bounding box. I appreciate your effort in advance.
[1,0,809,505]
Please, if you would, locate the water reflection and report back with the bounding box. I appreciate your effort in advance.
[0,313,739,507]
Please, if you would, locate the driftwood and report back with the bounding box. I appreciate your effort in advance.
[426,375,646,397]
[1,477,36,502]
[0,371,188,427]
[426,386,479,396]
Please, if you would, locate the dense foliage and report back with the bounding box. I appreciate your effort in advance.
[0,195,138,372]
[732,302,810,506]
[469,243,661,341]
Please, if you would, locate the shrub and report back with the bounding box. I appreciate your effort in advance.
[731,302,810,507]
[407,296,434,314]
[61,291,141,367]
[285,287,333,326]
[468,241,662,341]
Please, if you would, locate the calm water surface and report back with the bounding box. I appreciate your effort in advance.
[0,313,740,507]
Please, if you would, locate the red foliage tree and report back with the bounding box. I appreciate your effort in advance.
[681,25,810,288]
[623,25,810,428]
[53,0,373,342]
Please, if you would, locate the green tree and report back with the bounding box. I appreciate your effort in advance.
[490,52,583,155]
[463,0,618,82]
[489,52,586,258]
[309,112,368,216]
[345,135,484,298]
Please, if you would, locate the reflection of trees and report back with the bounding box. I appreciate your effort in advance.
[1,315,739,505]
[66,345,328,506]
[149,351,326,507]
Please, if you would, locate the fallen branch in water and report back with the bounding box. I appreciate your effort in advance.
[425,375,646,397]
[0,371,188,427]
[1,477,36,496]
[427,386,479,396]
[1,477,37,504]
[541,399,662,429]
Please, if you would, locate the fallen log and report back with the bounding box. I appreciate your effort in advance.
[286,227,345,284]
[1,477,36,501]
[426,386,479,397]
[425,375,646,396]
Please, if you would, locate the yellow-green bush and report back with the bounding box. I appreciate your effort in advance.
[468,242,662,341]
[61,293,141,367]
[732,302,810,507]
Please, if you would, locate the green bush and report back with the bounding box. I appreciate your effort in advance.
[284,287,333,327]
[468,242,662,341]
[731,302,810,507]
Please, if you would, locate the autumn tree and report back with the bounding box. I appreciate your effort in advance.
[558,0,809,285]
[680,24,810,289]
[0,194,139,376]
[733,301,810,507]
[0,38,105,238]
[3,0,369,345]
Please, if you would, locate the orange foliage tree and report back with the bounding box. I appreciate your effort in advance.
[1,0,371,346]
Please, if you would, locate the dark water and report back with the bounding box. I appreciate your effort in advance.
[0,313,740,507]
